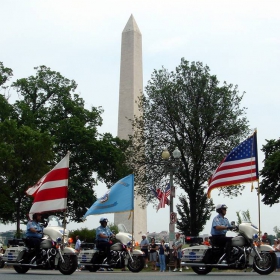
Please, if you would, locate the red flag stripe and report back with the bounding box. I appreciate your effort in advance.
[42,168,68,182]
[33,186,68,202]
[211,168,257,181]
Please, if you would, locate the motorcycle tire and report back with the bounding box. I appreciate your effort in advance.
[13,265,30,274]
[0,260,4,269]
[127,256,145,273]
[192,266,212,275]
[58,255,78,275]
[253,251,276,275]
[87,265,99,272]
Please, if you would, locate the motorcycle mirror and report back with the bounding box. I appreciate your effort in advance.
[231,221,235,226]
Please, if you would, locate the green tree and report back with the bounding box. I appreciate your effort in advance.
[0,62,13,90]
[0,119,53,236]
[129,59,249,235]
[176,194,213,235]
[0,63,131,230]
[273,226,280,238]
[259,138,280,205]
[69,224,118,243]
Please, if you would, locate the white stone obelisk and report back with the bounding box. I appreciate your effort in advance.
[114,15,147,243]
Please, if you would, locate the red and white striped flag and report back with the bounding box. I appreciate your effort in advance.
[26,153,70,218]
[157,192,166,211]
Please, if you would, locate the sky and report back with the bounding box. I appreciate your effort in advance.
[1,0,280,237]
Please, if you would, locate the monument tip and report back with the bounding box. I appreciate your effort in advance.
[123,14,141,34]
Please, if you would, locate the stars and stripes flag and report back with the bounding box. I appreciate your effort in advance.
[26,153,70,218]
[207,131,258,198]
[150,184,171,211]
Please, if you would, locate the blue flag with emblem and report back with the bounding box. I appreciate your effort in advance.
[83,174,134,218]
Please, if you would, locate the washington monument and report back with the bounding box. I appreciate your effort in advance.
[114,15,147,243]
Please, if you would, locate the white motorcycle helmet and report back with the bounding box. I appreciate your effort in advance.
[99,217,108,223]
[216,204,228,213]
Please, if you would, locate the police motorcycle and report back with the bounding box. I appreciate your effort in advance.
[182,220,276,275]
[79,223,145,272]
[2,215,77,275]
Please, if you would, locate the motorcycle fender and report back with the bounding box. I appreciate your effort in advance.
[62,247,76,255]
[249,244,275,265]
[55,247,77,265]
[131,249,145,256]
[257,244,274,252]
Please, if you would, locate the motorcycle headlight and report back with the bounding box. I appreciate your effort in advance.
[252,234,258,240]
[57,237,62,243]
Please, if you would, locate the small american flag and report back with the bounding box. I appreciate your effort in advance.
[150,184,171,211]
[207,131,258,198]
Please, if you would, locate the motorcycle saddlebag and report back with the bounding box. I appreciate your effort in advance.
[2,246,22,262]
[182,245,208,262]
[78,249,96,263]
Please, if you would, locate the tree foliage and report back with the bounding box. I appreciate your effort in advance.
[69,224,119,243]
[260,138,280,205]
[176,195,213,235]
[129,59,249,235]
[0,63,130,232]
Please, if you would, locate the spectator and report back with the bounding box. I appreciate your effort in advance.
[75,235,82,271]
[274,239,280,272]
[261,232,270,245]
[149,238,158,270]
[158,239,167,272]
[172,233,183,272]
[202,236,210,246]
[140,234,149,268]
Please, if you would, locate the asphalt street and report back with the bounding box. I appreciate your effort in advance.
[1,268,280,280]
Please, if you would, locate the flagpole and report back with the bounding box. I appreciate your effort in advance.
[253,130,261,240]
[131,210,134,252]
[62,152,70,247]
[257,181,261,240]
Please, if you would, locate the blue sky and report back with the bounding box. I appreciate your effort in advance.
[1,0,280,237]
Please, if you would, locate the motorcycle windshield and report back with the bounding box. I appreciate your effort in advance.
[118,224,129,233]
[47,216,63,227]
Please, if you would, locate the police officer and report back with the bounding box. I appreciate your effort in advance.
[26,213,44,260]
[211,204,233,263]
[96,217,115,264]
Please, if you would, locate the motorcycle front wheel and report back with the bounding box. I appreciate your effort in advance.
[58,255,78,275]
[192,266,212,275]
[13,265,30,274]
[127,256,145,273]
[87,265,99,272]
[253,251,276,275]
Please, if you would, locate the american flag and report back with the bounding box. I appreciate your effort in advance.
[207,132,258,198]
[150,184,171,211]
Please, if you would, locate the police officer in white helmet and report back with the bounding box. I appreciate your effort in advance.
[96,217,115,264]
[211,204,234,263]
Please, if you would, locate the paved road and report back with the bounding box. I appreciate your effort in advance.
[1,268,280,280]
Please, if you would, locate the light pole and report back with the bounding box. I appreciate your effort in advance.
[161,147,181,247]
